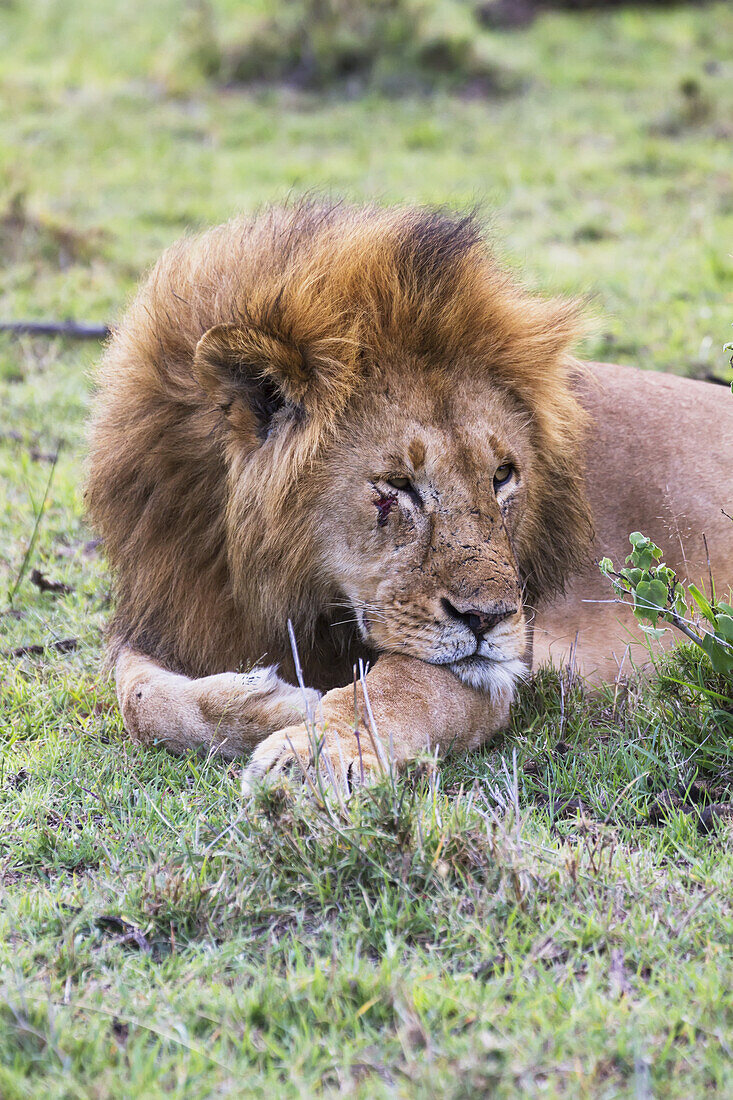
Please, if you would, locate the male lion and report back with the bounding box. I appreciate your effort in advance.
[86,203,733,789]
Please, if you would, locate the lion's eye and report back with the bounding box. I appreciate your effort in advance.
[386,476,413,492]
[493,463,515,490]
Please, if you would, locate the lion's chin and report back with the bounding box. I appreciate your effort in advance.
[447,655,527,701]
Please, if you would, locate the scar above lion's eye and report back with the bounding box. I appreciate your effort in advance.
[374,491,397,527]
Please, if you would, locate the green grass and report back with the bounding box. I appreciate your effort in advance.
[1,1,733,1095]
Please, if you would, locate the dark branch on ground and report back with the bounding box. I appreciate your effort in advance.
[29,569,74,597]
[7,637,79,658]
[0,320,110,340]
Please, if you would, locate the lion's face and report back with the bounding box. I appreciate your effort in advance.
[315,364,531,694]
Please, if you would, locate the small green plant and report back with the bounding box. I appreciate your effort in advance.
[601,340,733,679]
[600,533,733,677]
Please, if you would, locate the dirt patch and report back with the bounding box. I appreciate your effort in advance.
[95,914,152,954]
[6,637,79,659]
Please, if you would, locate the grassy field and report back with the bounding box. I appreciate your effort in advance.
[1,1,733,1095]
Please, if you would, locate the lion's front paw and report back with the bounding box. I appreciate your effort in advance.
[241,724,383,796]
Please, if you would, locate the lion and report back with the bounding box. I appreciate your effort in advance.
[85,202,733,790]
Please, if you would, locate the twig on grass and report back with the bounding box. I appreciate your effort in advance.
[0,320,110,340]
[6,448,60,609]
[7,637,78,658]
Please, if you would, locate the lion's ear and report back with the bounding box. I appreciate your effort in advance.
[194,323,311,439]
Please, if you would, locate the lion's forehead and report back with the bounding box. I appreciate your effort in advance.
[349,391,530,496]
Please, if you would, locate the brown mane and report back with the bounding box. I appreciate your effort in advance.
[85,202,592,678]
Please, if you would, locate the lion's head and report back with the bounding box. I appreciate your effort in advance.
[86,203,593,696]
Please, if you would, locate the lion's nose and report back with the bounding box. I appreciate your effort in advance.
[441,599,518,638]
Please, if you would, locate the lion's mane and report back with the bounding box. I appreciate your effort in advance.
[86,202,592,679]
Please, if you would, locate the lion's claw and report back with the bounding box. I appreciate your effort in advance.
[242,725,382,796]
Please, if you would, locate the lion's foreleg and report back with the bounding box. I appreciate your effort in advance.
[114,646,319,758]
[242,655,515,791]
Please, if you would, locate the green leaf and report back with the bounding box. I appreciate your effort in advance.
[633,578,669,622]
[672,585,688,620]
[700,632,733,676]
[627,532,662,572]
[689,583,716,624]
[629,547,660,571]
[715,615,733,643]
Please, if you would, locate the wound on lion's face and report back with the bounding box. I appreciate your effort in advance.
[374,491,397,527]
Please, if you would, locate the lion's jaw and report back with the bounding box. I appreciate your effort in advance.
[316,371,533,701]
